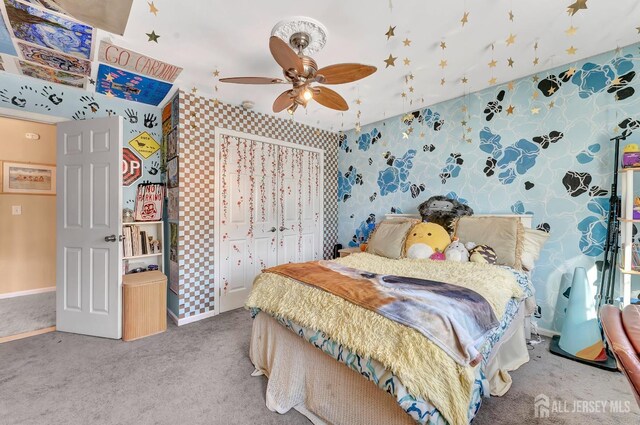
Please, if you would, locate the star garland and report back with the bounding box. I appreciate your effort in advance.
[567,0,587,16]
[488,43,497,85]
[146,30,160,43]
[533,41,540,66]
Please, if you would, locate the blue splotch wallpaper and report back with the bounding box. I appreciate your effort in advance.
[0,71,163,206]
[338,43,640,331]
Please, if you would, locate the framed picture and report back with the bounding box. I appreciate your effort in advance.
[2,162,56,195]
[167,157,178,188]
[166,128,178,159]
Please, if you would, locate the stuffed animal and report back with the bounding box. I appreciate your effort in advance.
[444,238,471,262]
[430,252,446,261]
[404,222,451,259]
[469,244,498,264]
[418,195,474,233]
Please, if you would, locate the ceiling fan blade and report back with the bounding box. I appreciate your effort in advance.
[269,36,304,74]
[273,90,295,113]
[219,77,285,84]
[316,63,377,84]
[314,87,348,111]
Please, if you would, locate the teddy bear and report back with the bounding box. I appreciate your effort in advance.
[404,222,451,259]
[418,195,474,233]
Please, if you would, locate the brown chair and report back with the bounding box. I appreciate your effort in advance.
[600,304,640,406]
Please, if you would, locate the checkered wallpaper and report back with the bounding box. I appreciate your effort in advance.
[178,91,339,319]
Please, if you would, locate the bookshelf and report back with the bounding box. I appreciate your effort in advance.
[122,221,165,274]
[617,168,637,306]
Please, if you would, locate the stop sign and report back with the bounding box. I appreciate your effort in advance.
[122,147,142,186]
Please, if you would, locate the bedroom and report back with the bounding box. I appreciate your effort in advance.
[0,0,639,424]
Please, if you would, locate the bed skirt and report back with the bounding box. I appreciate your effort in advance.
[250,308,529,425]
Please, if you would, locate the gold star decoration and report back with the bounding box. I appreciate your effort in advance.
[506,33,516,46]
[508,10,514,21]
[531,107,541,115]
[403,57,411,66]
[440,78,446,86]
[402,132,409,139]
[105,90,115,98]
[611,77,622,85]
[212,69,220,77]
[148,1,159,15]
[548,101,555,108]
[508,81,515,91]
[533,57,539,65]
[466,127,472,133]
[566,67,577,77]
[408,73,414,80]
[402,113,413,122]
[507,57,515,67]
[565,25,578,36]
[567,0,588,16]
[146,30,160,43]
[407,127,414,135]
[489,77,497,85]
[403,38,412,47]
[461,120,468,126]
[191,86,198,93]
[401,92,407,98]
[105,73,115,82]
[548,86,556,95]
[440,41,447,50]
[488,59,497,68]
[461,76,468,84]
[439,59,448,69]
[384,54,397,68]
[532,75,540,82]
[532,91,540,99]
[385,26,396,39]
[355,98,362,105]
[212,98,220,106]
[506,105,515,115]
[566,45,578,55]
[419,132,425,138]
[461,105,468,113]
[355,123,362,134]
[409,86,415,93]
[461,11,469,26]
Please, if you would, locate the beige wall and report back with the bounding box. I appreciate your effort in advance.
[0,116,56,295]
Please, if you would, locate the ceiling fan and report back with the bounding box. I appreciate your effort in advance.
[220,32,376,114]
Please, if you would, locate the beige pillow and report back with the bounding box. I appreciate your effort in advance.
[521,228,550,271]
[454,216,524,269]
[366,220,416,259]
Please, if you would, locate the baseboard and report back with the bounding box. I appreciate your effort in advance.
[176,309,217,326]
[0,326,56,344]
[537,326,560,337]
[0,286,55,300]
[167,308,179,325]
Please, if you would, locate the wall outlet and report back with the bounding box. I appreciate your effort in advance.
[11,205,21,215]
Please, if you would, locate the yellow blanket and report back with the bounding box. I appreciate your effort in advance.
[246,253,524,425]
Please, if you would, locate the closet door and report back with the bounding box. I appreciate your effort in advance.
[219,136,278,313]
[277,146,322,264]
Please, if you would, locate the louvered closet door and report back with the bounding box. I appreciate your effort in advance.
[277,146,322,264]
[219,136,279,313]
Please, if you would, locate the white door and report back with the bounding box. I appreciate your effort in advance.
[219,135,279,313]
[217,131,323,313]
[56,116,123,339]
[278,147,322,264]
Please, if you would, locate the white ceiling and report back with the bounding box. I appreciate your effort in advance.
[104,0,640,131]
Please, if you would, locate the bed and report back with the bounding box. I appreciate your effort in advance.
[247,214,538,425]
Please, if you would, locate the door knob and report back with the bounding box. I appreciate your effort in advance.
[268,227,277,232]
[104,235,123,242]
[279,226,289,231]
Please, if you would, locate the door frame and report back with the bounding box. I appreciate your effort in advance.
[213,127,324,314]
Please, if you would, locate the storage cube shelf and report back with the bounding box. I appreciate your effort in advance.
[617,167,638,306]
[122,221,165,274]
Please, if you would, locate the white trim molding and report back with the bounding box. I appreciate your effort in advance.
[0,286,55,300]
[175,310,216,326]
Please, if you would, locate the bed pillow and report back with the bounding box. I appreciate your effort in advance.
[454,216,524,269]
[366,220,416,259]
[521,228,550,271]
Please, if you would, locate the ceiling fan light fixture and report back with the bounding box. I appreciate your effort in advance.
[303,89,313,101]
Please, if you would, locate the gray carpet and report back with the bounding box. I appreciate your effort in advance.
[0,309,638,425]
[0,292,55,338]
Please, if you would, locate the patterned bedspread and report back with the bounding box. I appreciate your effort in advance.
[250,267,532,425]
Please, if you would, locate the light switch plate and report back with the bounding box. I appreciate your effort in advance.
[12,205,21,215]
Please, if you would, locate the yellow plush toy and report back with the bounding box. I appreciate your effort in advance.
[404,222,451,259]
